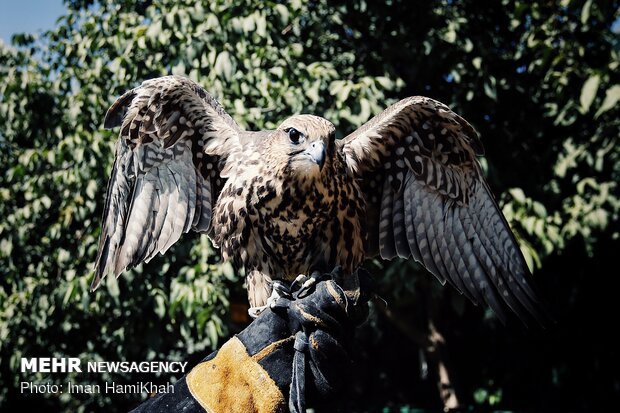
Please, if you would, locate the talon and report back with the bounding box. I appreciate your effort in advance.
[249,281,292,318]
[302,278,316,290]
[248,305,267,318]
[291,274,309,293]
[296,275,321,299]
[266,292,279,308]
[272,280,292,299]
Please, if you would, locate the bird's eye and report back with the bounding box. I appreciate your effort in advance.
[286,127,305,144]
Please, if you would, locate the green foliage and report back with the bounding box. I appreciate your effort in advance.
[1,0,619,411]
[0,0,399,410]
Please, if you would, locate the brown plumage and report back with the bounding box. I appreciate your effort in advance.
[92,75,545,323]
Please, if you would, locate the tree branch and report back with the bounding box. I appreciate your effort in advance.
[376,301,462,411]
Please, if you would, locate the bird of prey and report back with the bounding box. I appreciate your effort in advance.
[92,75,545,323]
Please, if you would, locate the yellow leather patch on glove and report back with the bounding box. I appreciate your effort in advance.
[186,336,286,413]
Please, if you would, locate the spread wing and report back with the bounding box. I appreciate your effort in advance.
[92,75,242,291]
[339,97,546,324]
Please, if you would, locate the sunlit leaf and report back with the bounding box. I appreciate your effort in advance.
[580,74,600,113]
[594,85,620,118]
[214,51,233,81]
[581,0,593,24]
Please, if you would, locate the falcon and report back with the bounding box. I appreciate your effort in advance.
[92,75,545,323]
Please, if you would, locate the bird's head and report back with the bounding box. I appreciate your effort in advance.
[268,114,336,180]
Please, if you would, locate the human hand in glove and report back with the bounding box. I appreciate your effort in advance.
[130,267,374,413]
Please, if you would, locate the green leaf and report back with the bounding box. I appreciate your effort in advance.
[483,77,497,100]
[214,51,233,81]
[580,75,600,113]
[581,0,593,24]
[444,28,456,43]
[594,85,620,118]
[172,61,186,76]
[474,388,489,404]
[509,188,526,204]
[274,4,289,24]
[146,20,162,42]
[375,76,393,90]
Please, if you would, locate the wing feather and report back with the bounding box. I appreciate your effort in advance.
[454,205,507,321]
[444,204,484,304]
[144,166,169,263]
[465,191,530,319]
[378,179,397,260]
[339,96,548,324]
[92,75,241,291]
[435,204,474,301]
[426,188,460,291]
[403,173,423,262]
[412,184,443,281]
[193,172,213,231]
[392,187,410,259]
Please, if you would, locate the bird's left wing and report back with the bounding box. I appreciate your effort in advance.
[92,75,242,291]
[338,97,545,324]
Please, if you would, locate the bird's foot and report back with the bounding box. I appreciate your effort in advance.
[247,305,266,319]
[271,279,293,300]
[291,273,316,294]
[247,280,292,319]
[292,267,341,299]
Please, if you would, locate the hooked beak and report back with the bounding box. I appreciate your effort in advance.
[304,141,326,170]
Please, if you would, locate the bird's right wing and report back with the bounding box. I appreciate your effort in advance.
[92,75,242,290]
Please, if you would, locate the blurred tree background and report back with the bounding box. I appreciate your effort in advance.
[1,0,619,411]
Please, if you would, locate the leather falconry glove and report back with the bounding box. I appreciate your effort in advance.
[130,266,374,413]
